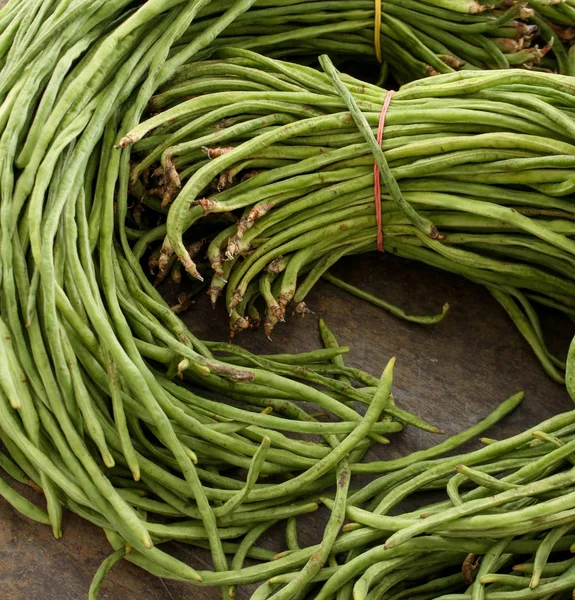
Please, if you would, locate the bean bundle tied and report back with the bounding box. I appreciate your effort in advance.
[162,0,575,83]
[123,48,575,384]
[175,0,548,84]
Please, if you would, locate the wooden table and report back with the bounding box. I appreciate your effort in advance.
[1,253,572,599]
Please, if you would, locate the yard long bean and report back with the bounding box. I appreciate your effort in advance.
[2,2,575,600]
[170,1,563,83]
[124,48,575,380]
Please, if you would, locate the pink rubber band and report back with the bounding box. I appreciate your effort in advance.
[374,90,395,252]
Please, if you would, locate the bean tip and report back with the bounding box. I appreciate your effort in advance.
[429,225,443,240]
[103,455,115,468]
[479,437,496,445]
[115,134,139,149]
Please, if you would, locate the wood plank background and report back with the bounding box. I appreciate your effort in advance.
[0,253,572,599]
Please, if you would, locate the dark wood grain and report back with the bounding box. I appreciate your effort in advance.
[1,253,572,600]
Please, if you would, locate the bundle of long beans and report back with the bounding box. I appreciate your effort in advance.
[195,0,575,81]
[2,1,575,599]
[175,0,547,84]
[0,0,447,597]
[122,48,575,384]
[2,2,572,86]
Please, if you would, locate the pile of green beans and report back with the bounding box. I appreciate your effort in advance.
[122,48,575,383]
[2,1,575,599]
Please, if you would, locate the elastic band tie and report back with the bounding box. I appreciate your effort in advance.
[374,89,395,253]
[374,0,382,63]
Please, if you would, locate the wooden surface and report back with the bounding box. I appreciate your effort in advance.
[0,253,573,599]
